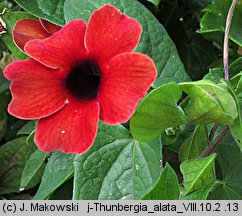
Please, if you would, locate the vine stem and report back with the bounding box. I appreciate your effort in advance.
[223,0,238,80]
[200,0,238,158]
[208,123,219,141]
[200,126,229,158]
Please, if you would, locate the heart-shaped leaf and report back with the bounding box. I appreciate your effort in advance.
[182,182,216,200]
[180,153,216,196]
[142,163,179,200]
[73,122,162,200]
[179,80,238,125]
[208,133,242,199]
[130,82,186,142]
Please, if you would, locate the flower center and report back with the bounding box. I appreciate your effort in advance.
[66,60,101,100]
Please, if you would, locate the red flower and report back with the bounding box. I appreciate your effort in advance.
[13,18,61,51]
[4,4,157,154]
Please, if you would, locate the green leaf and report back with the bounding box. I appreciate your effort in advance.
[229,57,242,77]
[179,125,208,162]
[0,137,33,195]
[20,149,48,190]
[208,133,242,199]
[146,0,161,7]
[182,182,216,200]
[1,11,35,59]
[18,121,36,135]
[18,121,37,149]
[203,68,224,84]
[225,77,242,148]
[180,153,216,196]
[14,0,65,25]
[34,152,75,200]
[0,1,8,11]
[130,82,186,142]
[179,80,238,125]
[26,132,35,145]
[199,0,242,46]
[229,113,242,147]
[73,122,162,200]
[235,75,242,93]
[63,0,190,87]
[142,163,179,200]
[231,71,242,89]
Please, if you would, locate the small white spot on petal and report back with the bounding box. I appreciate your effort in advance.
[61,130,66,134]
[74,110,78,113]
[65,99,69,104]
[114,37,117,41]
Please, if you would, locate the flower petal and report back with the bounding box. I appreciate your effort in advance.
[35,100,99,154]
[4,59,68,119]
[98,53,157,124]
[39,18,62,34]
[25,20,88,70]
[13,19,51,52]
[85,4,142,67]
